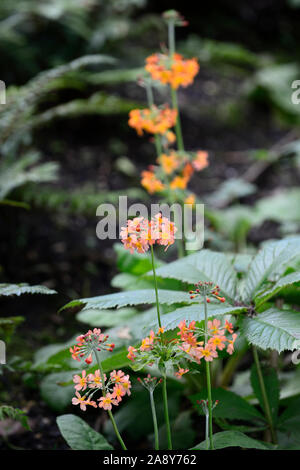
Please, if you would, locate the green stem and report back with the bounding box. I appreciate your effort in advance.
[167,18,184,152]
[145,80,162,158]
[162,375,172,450]
[252,346,277,444]
[149,390,159,450]
[95,352,127,450]
[170,87,184,151]
[150,244,162,329]
[204,297,214,450]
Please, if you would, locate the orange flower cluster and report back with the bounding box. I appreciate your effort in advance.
[178,319,237,364]
[72,369,131,411]
[70,328,115,365]
[141,150,209,198]
[128,106,177,136]
[145,53,199,89]
[120,215,177,254]
[127,317,236,378]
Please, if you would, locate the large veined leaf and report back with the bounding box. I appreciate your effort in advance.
[242,308,300,352]
[153,250,238,301]
[60,289,194,313]
[0,283,57,296]
[57,414,113,450]
[191,430,273,450]
[255,271,300,307]
[190,388,264,423]
[76,307,137,327]
[150,304,247,331]
[241,237,300,302]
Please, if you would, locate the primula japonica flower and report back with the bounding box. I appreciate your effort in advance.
[120,214,177,254]
[189,281,225,303]
[177,318,237,363]
[70,328,115,365]
[71,368,131,412]
[140,150,209,197]
[141,170,165,194]
[128,106,177,136]
[145,53,199,89]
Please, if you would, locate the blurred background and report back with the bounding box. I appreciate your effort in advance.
[1,0,300,449]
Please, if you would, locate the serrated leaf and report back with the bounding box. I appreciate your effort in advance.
[0,283,57,296]
[57,414,113,450]
[153,304,246,331]
[242,308,300,352]
[255,271,300,307]
[61,289,194,313]
[153,250,238,301]
[76,307,137,327]
[241,238,300,302]
[191,430,274,450]
[251,364,279,422]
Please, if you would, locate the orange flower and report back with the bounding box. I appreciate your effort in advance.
[182,162,194,180]
[170,175,188,190]
[98,393,119,411]
[159,152,180,175]
[145,53,199,89]
[185,194,196,206]
[141,170,165,194]
[193,151,209,171]
[175,368,189,379]
[128,106,177,136]
[198,345,218,362]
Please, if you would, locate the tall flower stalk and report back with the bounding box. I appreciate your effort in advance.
[95,351,127,450]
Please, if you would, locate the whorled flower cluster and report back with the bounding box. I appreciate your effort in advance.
[72,369,131,411]
[141,150,209,198]
[128,106,177,137]
[145,53,199,89]
[120,214,177,254]
[70,328,115,365]
[70,329,131,412]
[127,318,237,378]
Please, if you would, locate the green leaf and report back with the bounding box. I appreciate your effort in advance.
[76,307,137,327]
[0,406,30,430]
[251,364,279,422]
[153,304,246,331]
[255,271,300,307]
[153,249,238,301]
[191,430,274,450]
[57,414,113,450]
[60,289,194,313]
[277,397,300,440]
[242,308,300,352]
[114,243,156,275]
[190,388,264,423]
[0,283,57,296]
[40,371,75,412]
[241,237,300,302]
